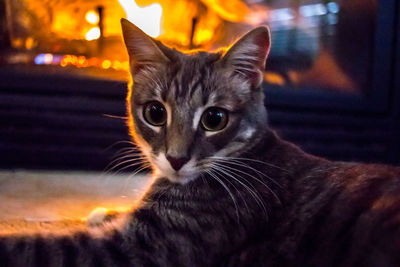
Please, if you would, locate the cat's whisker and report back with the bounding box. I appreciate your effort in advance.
[211,156,290,173]
[211,166,249,215]
[106,152,146,166]
[211,157,283,189]
[205,169,240,222]
[103,147,143,171]
[211,163,268,218]
[98,155,147,189]
[109,143,140,154]
[122,164,151,189]
[112,147,141,155]
[106,152,146,169]
[101,155,146,179]
[212,160,281,204]
[113,160,149,175]
[116,159,149,173]
[212,166,268,219]
[209,166,251,216]
[105,157,148,175]
[102,140,139,152]
[110,148,142,160]
[102,114,129,120]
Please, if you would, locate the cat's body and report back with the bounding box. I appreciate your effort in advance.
[0,19,399,266]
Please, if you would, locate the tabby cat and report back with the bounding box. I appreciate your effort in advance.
[0,18,399,266]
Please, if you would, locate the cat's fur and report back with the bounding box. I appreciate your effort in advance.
[0,18,399,266]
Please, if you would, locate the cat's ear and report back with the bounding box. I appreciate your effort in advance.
[121,18,169,74]
[222,26,271,88]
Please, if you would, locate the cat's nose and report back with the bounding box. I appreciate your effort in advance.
[166,155,190,171]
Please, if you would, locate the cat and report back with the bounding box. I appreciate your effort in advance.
[0,18,400,266]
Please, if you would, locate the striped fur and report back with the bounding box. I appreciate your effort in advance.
[0,20,399,266]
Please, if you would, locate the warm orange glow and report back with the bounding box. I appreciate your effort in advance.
[52,11,78,39]
[12,38,23,48]
[83,206,132,222]
[25,37,35,50]
[77,56,88,68]
[112,60,121,70]
[23,0,268,52]
[119,0,162,38]
[57,54,130,71]
[201,0,248,22]
[264,72,285,86]
[101,60,112,69]
[89,207,109,216]
[88,57,99,66]
[85,27,101,41]
[194,29,214,45]
[122,61,130,71]
[152,0,250,48]
[85,10,99,24]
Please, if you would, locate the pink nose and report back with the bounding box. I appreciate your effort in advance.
[166,155,190,171]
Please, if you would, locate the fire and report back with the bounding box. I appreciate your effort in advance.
[155,0,249,48]
[35,53,130,72]
[22,0,273,71]
[85,10,99,25]
[85,27,101,41]
[118,0,162,38]
[201,0,248,22]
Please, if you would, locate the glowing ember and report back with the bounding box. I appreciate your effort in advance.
[85,27,101,41]
[101,60,112,69]
[34,53,130,72]
[118,0,162,38]
[85,10,99,25]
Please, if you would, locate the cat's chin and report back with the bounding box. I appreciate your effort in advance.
[171,174,199,184]
[154,169,199,184]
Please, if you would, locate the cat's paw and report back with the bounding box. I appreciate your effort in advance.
[87,207,121,227]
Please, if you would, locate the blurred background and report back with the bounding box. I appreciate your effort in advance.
[0,0,399,173]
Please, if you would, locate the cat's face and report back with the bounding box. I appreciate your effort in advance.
[121,19,270,184]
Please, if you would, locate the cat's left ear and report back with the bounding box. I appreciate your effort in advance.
[222,26,271,88]
[121,18,169,74]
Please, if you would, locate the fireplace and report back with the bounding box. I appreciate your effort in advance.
[0,0,399,171]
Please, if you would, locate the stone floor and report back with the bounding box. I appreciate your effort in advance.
[0,170,152,235]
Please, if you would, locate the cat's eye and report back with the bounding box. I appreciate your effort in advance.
[201,107,228,132]
[143,101,167,126]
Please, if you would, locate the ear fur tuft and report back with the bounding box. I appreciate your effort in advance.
[222,26,271,88]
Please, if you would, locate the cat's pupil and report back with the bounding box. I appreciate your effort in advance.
[144,102,167,126]
[206,111,222,127]
[201,107,228,131]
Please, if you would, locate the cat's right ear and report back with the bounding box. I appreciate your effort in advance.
[121,18,169,74]
[222,26,271,88]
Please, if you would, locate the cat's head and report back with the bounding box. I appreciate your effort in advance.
[121,19,271,184]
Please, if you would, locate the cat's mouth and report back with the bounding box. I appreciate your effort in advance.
[154,167,199,184]
[152,154,200,184]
